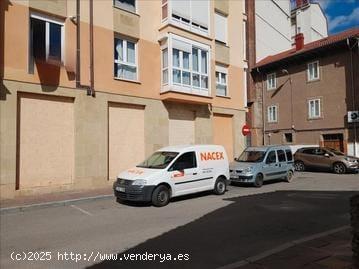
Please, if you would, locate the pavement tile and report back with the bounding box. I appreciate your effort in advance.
[237,263,267,269]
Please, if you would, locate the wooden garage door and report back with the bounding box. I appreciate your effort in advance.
[213,113,234,161]
[18,94,74,189]
[323,133,344,152]
[169,108,195,146]
[108,103,145,180]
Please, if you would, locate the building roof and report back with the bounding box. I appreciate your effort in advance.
[254,28,359,69]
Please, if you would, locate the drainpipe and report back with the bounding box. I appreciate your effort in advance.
[89,0,95,97]
[347,37,358,156]
[257,67,266,146]
[76,0,95,97]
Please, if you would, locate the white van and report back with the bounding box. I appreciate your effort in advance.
[113,145,229,207]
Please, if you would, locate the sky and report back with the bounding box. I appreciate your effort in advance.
[310,0,359,34]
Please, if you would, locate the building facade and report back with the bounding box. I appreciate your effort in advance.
[251,28,359,156]
[0,0,247,199]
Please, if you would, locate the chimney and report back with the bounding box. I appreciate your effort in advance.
[295,33,304,51]
[296,0,303,8]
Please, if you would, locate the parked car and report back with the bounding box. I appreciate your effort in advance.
[294,147,359,174]
[113,145,229,207]
[229,145,294,187]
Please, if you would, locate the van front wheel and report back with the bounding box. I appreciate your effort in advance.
[253,173,263,188]
[214,177,227,195]
[152,185,170,207]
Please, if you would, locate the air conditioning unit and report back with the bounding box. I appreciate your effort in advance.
[348,111,359,123]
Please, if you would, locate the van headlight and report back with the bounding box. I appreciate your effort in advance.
[133,179,147,186]
[243,167,253,173]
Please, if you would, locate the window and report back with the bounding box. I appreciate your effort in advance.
[170,152,197,171]
[114,37,137,81]
[169,0,209,35]
[266,151,277,164]
[215,12,227,44]
[307,61,319,81]
[162,0,168,20]
[216,65,228,96]
[284,133,293,143]
[30,14,64,66]
[308,98,321,119]
[162,48,168,85]
[277,150,286,162]
[267,105,278,123]
[285,150,293,161]
[161,35,210,94]
[302,148,315,155]
[114,0,136,13]
[267,73,276,90]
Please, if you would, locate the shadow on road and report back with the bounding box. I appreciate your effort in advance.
[88,191,355,269]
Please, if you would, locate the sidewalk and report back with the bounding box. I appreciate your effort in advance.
[0,187,113,211]
[238,228,356,269]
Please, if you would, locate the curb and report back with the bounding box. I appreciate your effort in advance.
[0,194,114,214]
[216,225,351,269]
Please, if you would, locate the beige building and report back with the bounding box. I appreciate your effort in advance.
[0,0,247,199]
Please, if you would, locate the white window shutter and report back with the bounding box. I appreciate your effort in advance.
[215,13,227,43]
[171,0,191,20]
[191,0,209,27]
[172,38,192,53]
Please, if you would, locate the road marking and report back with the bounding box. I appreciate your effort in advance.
[70,205,93,216]
[216,225,350,269]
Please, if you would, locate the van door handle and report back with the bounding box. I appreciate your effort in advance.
[193,172,197,175]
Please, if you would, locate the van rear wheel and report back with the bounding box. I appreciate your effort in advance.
[253,173,263,188]
[214,177,226,195]
[152,185,170,207]
[285,170,293,182]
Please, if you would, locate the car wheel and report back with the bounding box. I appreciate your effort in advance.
[214,177,227,195]
[294,161,305,172]
[333,162,346,174]
[285,170,293,182]
[253,173,263,188]
[151,185,170,207]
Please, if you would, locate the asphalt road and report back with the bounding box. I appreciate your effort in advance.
[0,172,358,269]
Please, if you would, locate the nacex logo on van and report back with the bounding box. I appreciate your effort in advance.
[200,152,224,161]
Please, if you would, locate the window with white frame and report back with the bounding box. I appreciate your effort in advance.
[267,105,278,123]
[166,0,209,35]
[215,12,227,44]
[216,65,228,96]
[162,0,168,20]
[308,98,321,119]
[161,35,210,95]
[114,0,136,13]
[30,13,64,65]
[114,37,137,81]
[267,73,276,90]
[307,61,319,81]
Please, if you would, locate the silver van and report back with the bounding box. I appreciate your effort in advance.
[229,145,294,187]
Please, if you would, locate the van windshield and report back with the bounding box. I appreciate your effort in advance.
[236,151,266,163]
[137,151,179,169]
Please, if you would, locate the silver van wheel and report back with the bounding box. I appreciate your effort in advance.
[285,170,293,182]
[333,162,346,174]
[254,174,263,188]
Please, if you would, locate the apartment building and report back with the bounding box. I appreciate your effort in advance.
[0,0,247,199]
[251,28,359,156]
